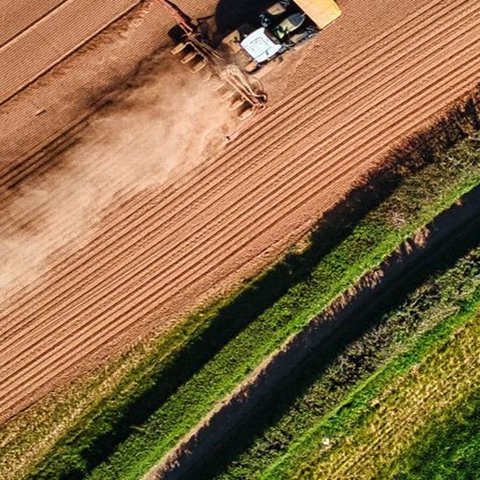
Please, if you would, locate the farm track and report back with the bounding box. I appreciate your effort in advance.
[0,0,479,421]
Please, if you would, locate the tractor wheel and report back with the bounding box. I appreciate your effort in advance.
[168,25,186,43]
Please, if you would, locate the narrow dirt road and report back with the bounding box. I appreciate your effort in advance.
[0,0,478,422]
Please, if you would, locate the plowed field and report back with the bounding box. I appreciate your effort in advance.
[0,0,479,423]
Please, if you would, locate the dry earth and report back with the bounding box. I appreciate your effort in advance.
[0,0,478,422]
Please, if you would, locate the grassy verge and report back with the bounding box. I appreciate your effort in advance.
[203,229,480,479]
[391,388,480,480]
[2,88,479,480]
[264,302,480,480]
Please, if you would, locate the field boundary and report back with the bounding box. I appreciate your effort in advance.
[147,185,480,480]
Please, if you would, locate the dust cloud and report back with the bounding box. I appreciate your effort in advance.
[0,52,233,294]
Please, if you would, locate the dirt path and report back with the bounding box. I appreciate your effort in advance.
[0,0,479,422]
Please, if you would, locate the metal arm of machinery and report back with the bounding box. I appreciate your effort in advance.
[156,0,195,34]
[155,0,268,120]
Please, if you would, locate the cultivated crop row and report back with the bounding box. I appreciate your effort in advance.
[2,0,479,425]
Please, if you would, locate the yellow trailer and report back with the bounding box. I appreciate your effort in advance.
[294,0,342,29]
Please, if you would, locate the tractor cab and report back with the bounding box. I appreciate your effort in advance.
[240,28,284,64]
[221,0,340,72]
[239,9,308,64]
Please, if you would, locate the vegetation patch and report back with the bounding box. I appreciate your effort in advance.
[392,388,480,480]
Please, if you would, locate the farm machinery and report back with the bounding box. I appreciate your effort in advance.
[158,0,342,119]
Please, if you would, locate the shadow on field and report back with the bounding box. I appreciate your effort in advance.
[33,86,480,480]
[215,0,273,33]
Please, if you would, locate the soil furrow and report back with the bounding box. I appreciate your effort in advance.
[1,0,478,421]
[0,18,476,356]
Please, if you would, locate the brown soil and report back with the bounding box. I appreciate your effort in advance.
[0,0,478,423]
